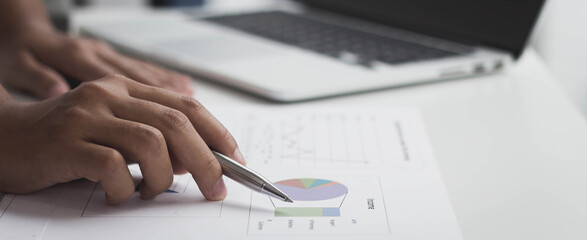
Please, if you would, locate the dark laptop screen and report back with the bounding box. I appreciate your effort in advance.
[297,0,545,58]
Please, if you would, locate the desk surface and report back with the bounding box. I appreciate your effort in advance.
[65,5,587,240]
[191,48,587,239]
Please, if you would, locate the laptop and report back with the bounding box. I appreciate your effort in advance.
[80,0,545,102]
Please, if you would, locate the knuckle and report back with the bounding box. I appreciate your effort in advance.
[70,51,91,62]
[65,39,91,57]
[134,125,166,151]
[160,109,191,130]
[180,96,204,112]
[76,81,113,98]
[103,74,133,88]
[104,73,129,81]
[65,38,95,51]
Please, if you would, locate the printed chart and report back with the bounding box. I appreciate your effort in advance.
[219,110,422,168]
[248,176,389,235]
[271,179,348,217]
[0,108,464,240]
[82,165,222,218]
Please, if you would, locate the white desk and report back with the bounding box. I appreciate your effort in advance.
[64,5,587,240]
[190,48,587,239]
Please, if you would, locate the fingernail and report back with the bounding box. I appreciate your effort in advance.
[233,148,246,166]
[212,177,227,200]
[46,84,68,98]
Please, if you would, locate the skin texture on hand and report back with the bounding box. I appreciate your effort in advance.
[0,75,245,205]
[0,1,194,99]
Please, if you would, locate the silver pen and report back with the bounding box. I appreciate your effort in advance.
[212,150,294,203]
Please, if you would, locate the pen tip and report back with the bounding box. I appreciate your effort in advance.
[285,197,294,203]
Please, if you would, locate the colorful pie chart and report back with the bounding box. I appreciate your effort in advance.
[274,178,348,201]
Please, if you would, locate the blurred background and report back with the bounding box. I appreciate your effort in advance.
[531,0,587,118]
[44,0,587,119]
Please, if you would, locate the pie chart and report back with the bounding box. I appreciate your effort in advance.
[274,178,348,201]
[273,178,348,217]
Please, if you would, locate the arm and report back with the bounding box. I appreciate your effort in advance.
[0,0,54,34]
[0,0,194,99]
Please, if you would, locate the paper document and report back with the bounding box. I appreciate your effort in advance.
[0,107,461,239]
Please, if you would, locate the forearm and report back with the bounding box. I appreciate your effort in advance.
[0,0,54,36]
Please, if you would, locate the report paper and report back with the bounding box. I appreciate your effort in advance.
[0,107,461,240]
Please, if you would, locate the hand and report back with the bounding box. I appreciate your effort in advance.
[0,25,194,99]
[0,75,245,205]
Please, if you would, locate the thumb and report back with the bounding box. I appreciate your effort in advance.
[3,52,70,99]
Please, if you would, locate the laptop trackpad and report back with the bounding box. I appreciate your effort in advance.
[155,37,279,63]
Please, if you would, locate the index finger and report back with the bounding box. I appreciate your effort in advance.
[111,97,227,201]
[124,81,246,166]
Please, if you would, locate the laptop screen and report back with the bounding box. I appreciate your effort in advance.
[297,0,545,58]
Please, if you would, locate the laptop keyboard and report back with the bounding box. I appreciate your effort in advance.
[204,11,461,67]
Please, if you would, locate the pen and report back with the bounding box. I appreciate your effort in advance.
[212,150,294,203]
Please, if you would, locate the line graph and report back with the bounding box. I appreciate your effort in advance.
[223,110,422,168]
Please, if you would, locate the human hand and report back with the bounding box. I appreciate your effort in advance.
[0,24,194,99]
[0,75,244,205]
